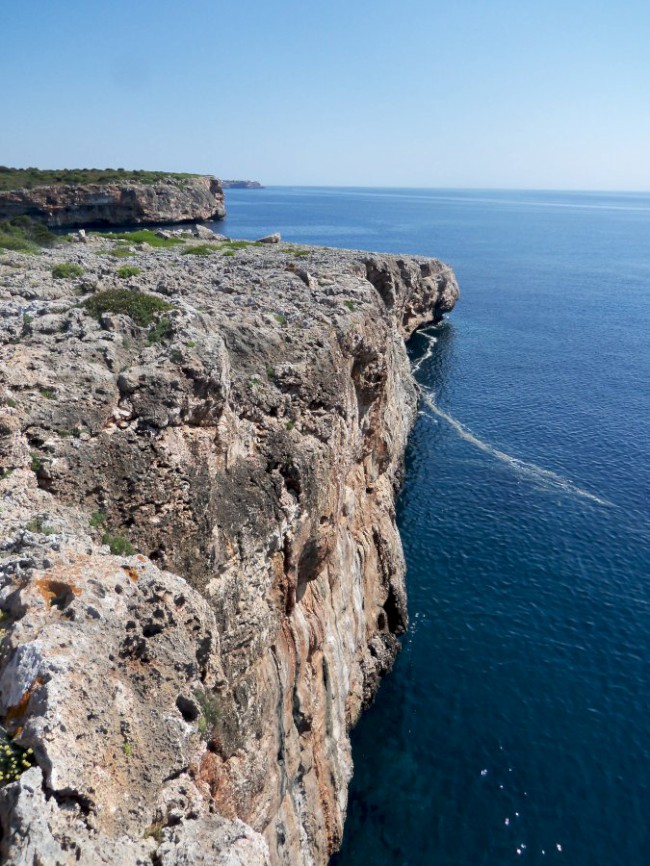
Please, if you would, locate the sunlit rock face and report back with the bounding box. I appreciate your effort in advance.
[0,175,226,226]
[0,237,458,865]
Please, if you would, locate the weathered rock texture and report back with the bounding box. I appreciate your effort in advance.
[0,176,226,227]
[0,235,458,864]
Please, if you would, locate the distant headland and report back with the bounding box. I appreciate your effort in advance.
[0,167,226,227]
[220,179,264,189]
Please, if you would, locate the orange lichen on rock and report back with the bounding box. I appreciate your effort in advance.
[122,566,139,582]
[5,677,44,723]
[35,578,81,610]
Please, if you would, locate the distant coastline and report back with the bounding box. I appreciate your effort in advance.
[221,179,264,189]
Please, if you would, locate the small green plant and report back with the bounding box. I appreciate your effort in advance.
[181,244,214,256]
[275,313,287,326]
[148,316,172,344]
[39,388,56,400]
[22,314,33,335]
[82,289,173,327]
[193,689,221,739]
[186,340,196,348]
[293,250,310,258]
[52,263,84,279]
[30,453,42,473]
[344,300,356,311]
[106,246,136,258]
[116,265,142,279]
[102,533,135,556]
[0,735,35,787]
[222,250,235,256]
[89,511,106,529]
[26,516,55,535]
[3,397,17,408]
[266,365,276,380]
[0,468,14,481]
[285,420,295,431]
[122,741,133,758]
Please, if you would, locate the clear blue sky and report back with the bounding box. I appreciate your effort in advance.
[3,0,650,189]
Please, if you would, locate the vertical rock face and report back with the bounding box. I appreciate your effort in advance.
[0,239,458,864]
[0,175,226,226]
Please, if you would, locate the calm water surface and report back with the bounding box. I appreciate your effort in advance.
[217,188,650,866]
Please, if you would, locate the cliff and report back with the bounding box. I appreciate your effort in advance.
[0,175,226,227]
[0,232,458,865]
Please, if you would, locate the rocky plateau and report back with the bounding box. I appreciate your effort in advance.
[0,229,458,864]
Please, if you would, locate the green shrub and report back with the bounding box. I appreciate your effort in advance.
[193,689,222,738]
[52,263,84,279]
[344,300,356,311]
[116,265,142,279]
[148,317,173,344]
[0,216,58,253]
[275,313,287,326]
[89,511,106,528]
[82,289,173,327]
[0,733,35,786]
[102,533,135,556]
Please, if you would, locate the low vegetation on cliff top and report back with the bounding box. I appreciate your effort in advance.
[0,166,202,191]
[82,289,173,327]
[96,229,184,249]
[0,216,59,252]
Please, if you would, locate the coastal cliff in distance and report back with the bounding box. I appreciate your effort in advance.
[221,180,264,189]
[0,169,226,227]
[0,231,458,864]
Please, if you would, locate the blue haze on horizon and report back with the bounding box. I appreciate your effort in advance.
[3,0,650,190]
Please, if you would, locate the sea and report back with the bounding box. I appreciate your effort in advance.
[215,187,650,866]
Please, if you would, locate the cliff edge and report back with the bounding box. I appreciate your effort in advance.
[0,175,226,227]
[0,232,458,865]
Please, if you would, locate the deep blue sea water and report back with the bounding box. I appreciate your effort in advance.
[216,188,650,866]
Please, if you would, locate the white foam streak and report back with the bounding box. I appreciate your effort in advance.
[411,330,438,374]
[420,390,613,507]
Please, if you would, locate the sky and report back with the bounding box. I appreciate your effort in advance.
[3,0,650,189]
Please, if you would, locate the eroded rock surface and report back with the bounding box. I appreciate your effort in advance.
[0,235,458,864]
[0,176,225,227]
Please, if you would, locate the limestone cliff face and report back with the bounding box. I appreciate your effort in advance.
[0,175,225,227]
[0,235,458,864]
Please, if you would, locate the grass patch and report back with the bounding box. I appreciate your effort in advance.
[0,166,201,191]
[275,313,287,326]
[52,262,84,279]
[344,300,356,311]
[181,244,214,256]
[39,388,56,400]
[98,229,184,249]
[102,533,135,556]
[106,246,136,259]
[116,265,142,279]
[82,289,173,327]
